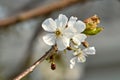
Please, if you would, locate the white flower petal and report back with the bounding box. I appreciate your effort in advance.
[74,20,86,33]
[82,47,96,55]
[68,16,77,27]
[42,18,57,32]
[56,36,70,51]
[63,27,74,38]
[70,64,74,69]
[67,16,78,33]
[43,33,56,45]
[78,54,86,63]
[72,36,80,46]
[70,57,76,69]
[72,34,87,45]
[70,57,76,65]
[55,14,68,28]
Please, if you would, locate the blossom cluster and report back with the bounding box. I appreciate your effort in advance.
[42,14,96,69]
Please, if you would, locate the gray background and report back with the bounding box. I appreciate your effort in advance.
[0,0,120,80]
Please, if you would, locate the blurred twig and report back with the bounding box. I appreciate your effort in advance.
[13,46,57,80]
[12,0,45,13]
[0,0,86,27]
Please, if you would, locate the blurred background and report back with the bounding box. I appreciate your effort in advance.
[0,0,120,80]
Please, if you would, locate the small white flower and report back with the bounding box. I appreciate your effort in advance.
[42,14,73,51]
[68,16,87,46]
[70,47,96,69]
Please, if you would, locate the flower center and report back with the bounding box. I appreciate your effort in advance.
[55,29,62,37]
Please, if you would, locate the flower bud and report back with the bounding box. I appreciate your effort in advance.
[82,41,89,48]
[84,15,100,29]
[83,27,103,35]
[51,62,56,70]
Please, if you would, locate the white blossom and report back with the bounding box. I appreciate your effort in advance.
[68,16,87,46]
[70,47,96,69]
[42,14,97,69]
[42,14,73,51]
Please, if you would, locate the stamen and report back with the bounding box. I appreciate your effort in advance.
[55,29,62,37]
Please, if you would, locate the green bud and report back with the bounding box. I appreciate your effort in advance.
[83,27,103,35]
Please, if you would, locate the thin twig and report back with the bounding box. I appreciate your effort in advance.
[0,0,86,27]
[13,46,57,80]
[8,19,44,79]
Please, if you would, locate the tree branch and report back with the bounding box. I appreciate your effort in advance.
[8,20,44,79]
[0,0,86,27]
[13,46,57,80]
